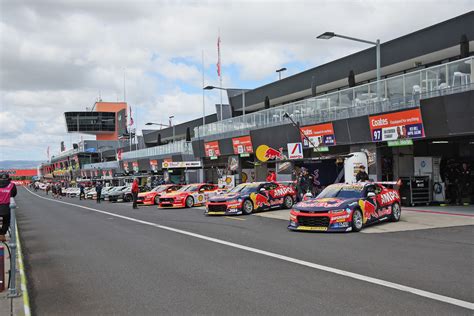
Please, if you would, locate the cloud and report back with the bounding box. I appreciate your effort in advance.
[0,0,472,159]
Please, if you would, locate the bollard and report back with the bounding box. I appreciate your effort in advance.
[7,197,20,297]
[0,246,4,292]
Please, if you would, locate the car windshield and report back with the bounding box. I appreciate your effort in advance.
[317,185,364,199]
[151,186,168,192]
[229,183,259,194]
[178,185,199,192]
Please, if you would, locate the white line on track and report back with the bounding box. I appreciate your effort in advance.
[24,188,474,310]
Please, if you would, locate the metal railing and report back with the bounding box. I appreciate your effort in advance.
[121,140,193,160]
[8,197,19,297]
[82,161,120,170]
[194,57,473,138]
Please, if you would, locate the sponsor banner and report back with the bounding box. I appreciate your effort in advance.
[301,123,336,148]
[123,162,129,173]
[232,136,253,154]
[287,142,303,159]
[255,145,286,162]
[228,156,239,171]
[162,161,202,169]
[204,141,220,157]
[102,170,107,177]
[387,139,414,147]
[150,159,158,172]
[369,108,424,142]
[132,161,139,173]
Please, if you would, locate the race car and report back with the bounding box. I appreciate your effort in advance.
[137,184,181,205]
[158,183,218,208]
[206,182,296,215]
[288,182,401,232]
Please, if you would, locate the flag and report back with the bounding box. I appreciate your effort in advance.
[216,35,221,77]
[129,106,134,126]
[116,149,123,161]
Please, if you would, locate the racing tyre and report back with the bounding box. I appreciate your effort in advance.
[242,199,254,215]
[123,194,131,202]
[283,195,293,209]
[185,196,194,208]
[154,196,160,205]
[351,209,363,232]
[390,202,401,222]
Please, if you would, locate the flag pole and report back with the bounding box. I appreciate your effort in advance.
[218,29,223,121]
[202,50,206,126]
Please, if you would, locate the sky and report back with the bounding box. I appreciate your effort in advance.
[0,0,472,161]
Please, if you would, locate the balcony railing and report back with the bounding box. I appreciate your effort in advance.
[121,140,193,160]
[83,161,120,170]
[195,56,473,138]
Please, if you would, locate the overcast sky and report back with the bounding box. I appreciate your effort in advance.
[0,0,472,161]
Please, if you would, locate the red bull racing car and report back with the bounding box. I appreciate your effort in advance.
[206,182,296,215]
[288,182,401,232]
[159,183,218,208]
[137,184,182,205]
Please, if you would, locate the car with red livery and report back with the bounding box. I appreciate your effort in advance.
[206,182,296,215]
[137,184,181,205]
[288,182,401,232]
[159,183,218,208]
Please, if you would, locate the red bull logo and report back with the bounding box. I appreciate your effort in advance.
[256,145,286,162]
[250,192,270,208]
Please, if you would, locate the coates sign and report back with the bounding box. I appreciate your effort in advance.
[369,108,424,142]
[300,123,336,147]
[162,161,202,168]
[232,136,253,154]
[204,141,220,157]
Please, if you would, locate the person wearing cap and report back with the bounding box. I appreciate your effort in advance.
[0,173,17,242]
[356,165,369,182]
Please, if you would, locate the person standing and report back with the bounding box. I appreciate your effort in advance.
[95,182,103,203]
[131,179,139,209]
[458,162,471,205]
[0,174,17,242]
[356,165,369,182]
[57,183,62,199]
[297,168,312,202]
[79,183,85,200]
[266,170,277,182]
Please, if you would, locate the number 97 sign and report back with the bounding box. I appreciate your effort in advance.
[369,109,425,142]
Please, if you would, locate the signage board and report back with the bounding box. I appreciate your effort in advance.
[300,122,336,148]
[232,136,253,154]
[287,142,304,159]
[132,161,139,173]
[369,108,424,142]
[162,161,202,169]
[255,145,285,162]
[388,139,414,147]
[150,159,159,172]
[204,141,221,157]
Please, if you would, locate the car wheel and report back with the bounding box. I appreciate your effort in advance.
[124,194,131,202]
[351,209,363,232]
[242,199,254,215]
[185,196,194,208]
[390,203,401,222]
[154,196,160,205]
[283,195,293,209]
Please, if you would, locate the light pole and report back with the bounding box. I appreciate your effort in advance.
[317,32,381,99]
[204,85,246,117]
[169,116,175,142]
[145,122,168,129]
[276,67,287,80]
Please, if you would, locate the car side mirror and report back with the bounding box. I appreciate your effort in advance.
[367,192,376,198]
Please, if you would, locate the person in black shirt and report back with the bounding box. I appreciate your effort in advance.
[356,165,369,182]
[95,182,103,203]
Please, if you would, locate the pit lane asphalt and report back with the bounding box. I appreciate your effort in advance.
[16,188,473,315]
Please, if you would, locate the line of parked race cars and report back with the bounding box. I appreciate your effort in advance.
[39,180,402,233]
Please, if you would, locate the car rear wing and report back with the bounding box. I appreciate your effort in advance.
[374,179,402,190]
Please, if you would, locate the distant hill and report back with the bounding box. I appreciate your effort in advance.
[0,160,44,170]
